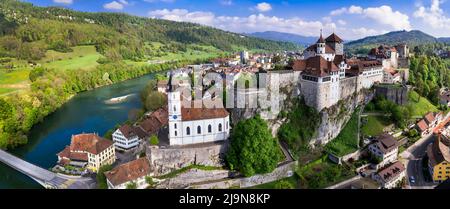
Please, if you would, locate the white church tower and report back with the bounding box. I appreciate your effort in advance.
[316,30,326,55]
[168,88,182,145]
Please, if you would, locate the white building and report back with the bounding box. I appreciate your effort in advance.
[105,158,151,189]
[112,125,142,150]
[168,90,230,146]
[372,161,406,189]
[383,67,401,84]
[57,133,116,172]
[368,134,399,169]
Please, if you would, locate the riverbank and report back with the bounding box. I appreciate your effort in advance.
[0,58,210,150]
[0,72,162,188]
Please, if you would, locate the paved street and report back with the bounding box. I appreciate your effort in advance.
[401,134,436,189]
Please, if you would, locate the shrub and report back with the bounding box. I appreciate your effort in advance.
[149,135,159,145]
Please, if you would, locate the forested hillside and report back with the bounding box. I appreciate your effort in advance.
[0,0,298,62]
[0,0,300,149]
[345,30,439,55]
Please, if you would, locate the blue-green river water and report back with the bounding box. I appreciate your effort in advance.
[0,73,155,188]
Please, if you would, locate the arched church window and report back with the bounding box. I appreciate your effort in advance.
[186,127,190,135]
[218,123,222,132]
[208,125,212,133]
[197,126,202,134]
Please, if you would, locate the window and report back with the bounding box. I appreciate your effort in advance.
[218,123,222,132]
[173,105,177,112]
[186,127,190,135]
[208,125,212,133]
[197,126,202,134]
[174,123,177,129]
[174,131,177,136]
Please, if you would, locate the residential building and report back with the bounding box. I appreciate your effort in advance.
[416,119,430,137]
[112,125,142,150]
[368,133,399,169]
[382,67,401,84]
[427,134,450,183]
[105,158,151,189]
[372,161,406,189]
[57,133,116,172]
[157,80,169,94]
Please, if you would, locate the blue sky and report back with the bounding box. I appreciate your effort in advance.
[23,0,450,39]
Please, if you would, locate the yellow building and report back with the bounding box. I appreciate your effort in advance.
[427,134,450,183]
[58,133,116,172]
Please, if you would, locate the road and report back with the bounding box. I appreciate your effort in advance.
[401,134,436,189]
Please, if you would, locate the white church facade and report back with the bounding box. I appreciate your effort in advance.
[167,90,231,146]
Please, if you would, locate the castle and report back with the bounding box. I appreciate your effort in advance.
[294,32,407,111]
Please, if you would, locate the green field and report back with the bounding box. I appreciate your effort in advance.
[407,91,438,117]
[325,109,360,157]
[40,45,103,71]
[361,115,392,137]
[0,68,30,85]
[0,68,31,96]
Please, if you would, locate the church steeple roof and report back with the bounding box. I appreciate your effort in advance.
[325,33,343,43]
[316,29,325,43]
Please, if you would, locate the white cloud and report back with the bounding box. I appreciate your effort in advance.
[220,0,233,6]
[330,5,411,30]
[148,8,379,39]
[348,5,363,14]
[53,0,73,4]
[337,19,346,25]
[104,1,124,10]
[255,2,272,12]
[414,0,450,30]
[330,7,347,16]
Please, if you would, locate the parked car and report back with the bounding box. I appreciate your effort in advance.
[409,176,416,184]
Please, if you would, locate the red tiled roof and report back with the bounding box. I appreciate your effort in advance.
[118,125,137,139]
[325,33,343,43]
[374,133,399,154]
[57,146,88,162]
[299,56,339,77]
[69,134,114,155]
[181,99,229,121]
[376,161,405,183]
[139,107,169,135]
[346,59,382,75]
[105,158,151,187]
[424,112,436,125]
[417,119,429,132]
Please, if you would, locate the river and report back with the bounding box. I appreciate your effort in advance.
[0,73,156,189]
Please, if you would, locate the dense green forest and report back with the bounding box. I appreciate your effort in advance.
[0,0,300,149]
[409,55,450,105]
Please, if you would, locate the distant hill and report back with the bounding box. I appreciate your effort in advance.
[246,31,317,47]
[438,37,450,44]
[0,0,299,63]
[345,30,439,54]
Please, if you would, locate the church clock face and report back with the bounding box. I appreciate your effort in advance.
[172,115,178,120]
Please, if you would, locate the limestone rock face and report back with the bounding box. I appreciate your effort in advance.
[311,89,374,145]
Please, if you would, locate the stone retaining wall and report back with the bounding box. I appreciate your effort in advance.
[187,161,296,189]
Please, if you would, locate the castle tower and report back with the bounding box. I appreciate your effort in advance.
[316,30,326,54]
[325,33,344,56]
